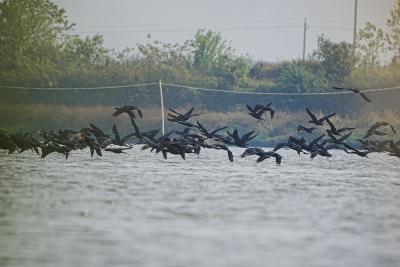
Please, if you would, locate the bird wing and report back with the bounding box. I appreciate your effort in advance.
[332,86,345,90]
[112,125,121,144]
[210,126,228,135]
[168,108,183,116]
[227,149,234,162]
[246,104,254,113]
[89,123,107,137]
[137,108,143,118]
[297,125,306,132]
[320,112,337,122]
[325,118,337,133]
[359,92,372,103]
[121,132,136,143]
[306,108,318,122]
[270,109,275,119]
[256,155,268,162]
[309,134,325,147]
[112,108,123,117]
[242,130,257,141]
[338,132,352,143]
[273,143,287,152]
[127,117,140,136]
[183,107,194,118]
[196,121,208,135]
[390,125,397,134]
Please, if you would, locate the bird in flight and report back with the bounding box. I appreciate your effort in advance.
[332,86,372,103]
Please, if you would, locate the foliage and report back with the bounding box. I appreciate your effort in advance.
[0,0,399,111]
[277,61,329,93]
[0,0,74,86]
[187,29,251,88]
[313,36,356,83]
[386,0,400,57]
[357,22,387,68]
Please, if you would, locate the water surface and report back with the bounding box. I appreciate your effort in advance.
[0,147,399,267]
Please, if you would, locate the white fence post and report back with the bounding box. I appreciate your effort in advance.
[159,80,165,134]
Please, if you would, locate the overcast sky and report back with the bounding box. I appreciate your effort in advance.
[53,0,395,62]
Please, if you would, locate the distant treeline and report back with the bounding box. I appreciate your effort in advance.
[1,0,400,112]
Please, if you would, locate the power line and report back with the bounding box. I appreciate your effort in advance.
[310,25,353,31]
[2,82,399,95]
[74,17,353,30]
[68,25,302,35]
[0,83,158,90]
[162,83,400,95]
[76,18,304,29]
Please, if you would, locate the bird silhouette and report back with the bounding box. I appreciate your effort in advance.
[297,125,316,133]
[113,105,143,118]
[241,147,282,164]
[168,107,202,122]
[325,118,355,136]
[226,129,257,147]
[364,121,397,139]
[333,86,372,103]
[306,108,336,126]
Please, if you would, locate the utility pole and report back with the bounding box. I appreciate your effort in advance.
[353,0,358,47]
[303,18,308,61]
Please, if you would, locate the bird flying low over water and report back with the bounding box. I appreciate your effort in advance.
[364,121,397,139]
[168,107,202,122]
[241,147,282,164]
[254,103,275,120]
[104,146,132,154]
[297,125,316,134]
[226,129,257,147]
[342,143,370,157]
[306,108,336,126]
[113,105,143,118]
[246,103,275,121]
[325,118,355,136]
[111,124,135,146]
[389,141,400,158]
[1,101,399,163]
[332,86,372,103]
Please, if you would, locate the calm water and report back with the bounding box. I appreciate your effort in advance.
[0,147,399,267]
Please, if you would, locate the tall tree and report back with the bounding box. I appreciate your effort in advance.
[187,29,250,88]
[356,22,386,68]
[0,0,74,69]
[313,36,356,83]
[386,0,400,58]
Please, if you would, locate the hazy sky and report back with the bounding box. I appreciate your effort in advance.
[53,0,394,61]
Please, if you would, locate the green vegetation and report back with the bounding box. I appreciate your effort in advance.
[0,0,400,135]
[1,0,399,90]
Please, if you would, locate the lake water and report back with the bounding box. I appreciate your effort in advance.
[0,147,399,267]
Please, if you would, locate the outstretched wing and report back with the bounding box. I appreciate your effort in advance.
[246,104,254,113]
[306,108,318,122]
[210,126,228,135]
[358,92,372,103]
[332,86,345,90]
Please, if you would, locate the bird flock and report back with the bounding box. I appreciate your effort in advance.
[0,98,399,163]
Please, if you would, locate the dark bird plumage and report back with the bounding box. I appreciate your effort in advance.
[333,86,372,103]
[306,108,336,126]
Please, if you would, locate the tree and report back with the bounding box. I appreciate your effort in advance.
[386,0,400,58]
[187,29,250,88]
[0,0,75,86]
[357,22,386,68]
[313,36,356,83]
[62,34,108,66]
[278,61,328,93]
[0,0,74,69]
